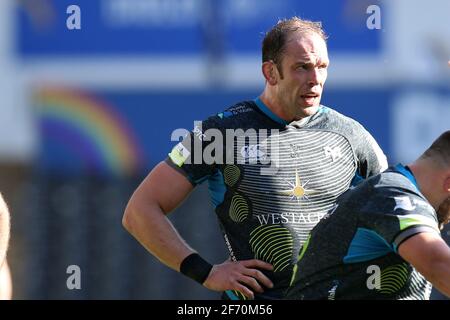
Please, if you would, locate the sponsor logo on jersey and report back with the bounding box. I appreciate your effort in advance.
[218,104,253,119]
[393,196,416,211]
[328,280,339,300]
[324,146,342,162]
[168,143,191,167]
[289,144,302,158]
[254,212,326,225]
[277,170,320,202]
[240,144,268,162]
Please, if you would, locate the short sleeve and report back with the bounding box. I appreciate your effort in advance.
[360,193,440,253]
[166,116,221,186]
[354,124,388,179]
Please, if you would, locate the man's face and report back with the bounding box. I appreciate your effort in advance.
[275,32,329,119]
[437,197,450,230]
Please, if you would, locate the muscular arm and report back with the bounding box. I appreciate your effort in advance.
[398,231,450,297]
[0,193,10,267]
[123,161,273,298]
[123,161,196,271]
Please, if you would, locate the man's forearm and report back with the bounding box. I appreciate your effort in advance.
[123,202,195,271]
[399,232,450,298]
[421,244,450,298]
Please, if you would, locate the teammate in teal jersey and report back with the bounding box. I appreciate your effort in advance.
[123,17,388,300]
[286,131,450,300]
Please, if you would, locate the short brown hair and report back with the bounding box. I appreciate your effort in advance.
[262,17,328,77]
[421,131,450,166]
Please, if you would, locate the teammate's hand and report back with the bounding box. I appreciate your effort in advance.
[203,259,274,299]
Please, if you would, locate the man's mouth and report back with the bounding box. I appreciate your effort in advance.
[301,93,319,99]
[301,93,320,105]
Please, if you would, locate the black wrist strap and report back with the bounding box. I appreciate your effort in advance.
[180,253,213,285]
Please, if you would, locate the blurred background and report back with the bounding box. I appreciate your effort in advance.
[0,0,449,299]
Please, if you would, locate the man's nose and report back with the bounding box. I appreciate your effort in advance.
[308,68,322,86]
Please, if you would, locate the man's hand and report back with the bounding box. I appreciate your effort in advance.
[203,259,274,299]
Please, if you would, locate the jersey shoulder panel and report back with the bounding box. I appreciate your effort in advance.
[358,170,440,249]
[312,106,364,132]
[209,100,275,130]
[317,106,388,175]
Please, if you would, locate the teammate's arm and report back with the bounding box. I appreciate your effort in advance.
[0,193,10,267]
[398,232,450,297]
[123,161,273,298]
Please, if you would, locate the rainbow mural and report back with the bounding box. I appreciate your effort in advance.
[35,87,144,176]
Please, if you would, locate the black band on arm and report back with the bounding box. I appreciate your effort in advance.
[180,253,213,285]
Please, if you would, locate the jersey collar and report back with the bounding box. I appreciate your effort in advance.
[254,97,289,125]
[254,97,326,127]
[394,163,419,191]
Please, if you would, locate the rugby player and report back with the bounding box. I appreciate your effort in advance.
[286,131,450,299]
[123,17,388,300]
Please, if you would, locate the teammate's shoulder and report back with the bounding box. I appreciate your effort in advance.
[376,168,415,191]
[358,170,435,222]
[379,167,416,187]
[383,185,436,222]
[377,168,433,210]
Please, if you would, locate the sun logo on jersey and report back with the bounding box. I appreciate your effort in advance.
[277,170,319,202]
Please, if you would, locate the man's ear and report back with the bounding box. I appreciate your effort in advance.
[444,175,450,194]
[262,61,278,86]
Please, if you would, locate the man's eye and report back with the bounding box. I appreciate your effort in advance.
[298,65,309,70]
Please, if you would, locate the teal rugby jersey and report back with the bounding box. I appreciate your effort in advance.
[286,164,437,300]
[166,97,388,299]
